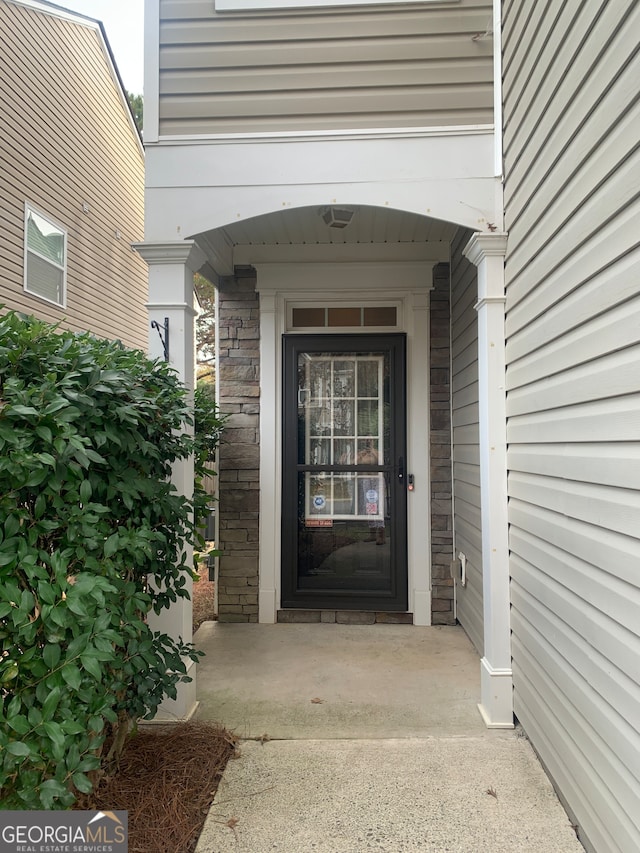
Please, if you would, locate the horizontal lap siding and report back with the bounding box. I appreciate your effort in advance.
[158,0,493,135]
[451,228,482,653]
[0,3,147,349]
[503,1,640,851]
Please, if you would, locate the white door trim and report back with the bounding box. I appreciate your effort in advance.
[255,261,435,624]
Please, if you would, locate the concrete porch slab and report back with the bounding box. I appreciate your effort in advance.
[194,623,583,852]
[194,623,490,739]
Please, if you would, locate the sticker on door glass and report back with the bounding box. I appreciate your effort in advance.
[306,493,333,527]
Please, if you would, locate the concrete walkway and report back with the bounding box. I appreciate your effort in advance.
[194,623,583,852]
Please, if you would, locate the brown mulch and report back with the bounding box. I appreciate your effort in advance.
[78,722,238,853]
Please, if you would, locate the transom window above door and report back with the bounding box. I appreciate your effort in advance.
[290,305,398,330]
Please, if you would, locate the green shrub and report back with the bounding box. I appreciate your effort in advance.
[0,311,224,809]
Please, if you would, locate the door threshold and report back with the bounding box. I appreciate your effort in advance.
[277,610,413,624]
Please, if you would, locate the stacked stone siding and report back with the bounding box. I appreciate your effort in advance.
[217,270,260,622]
[215,266,453,624]
[430,264,455,624]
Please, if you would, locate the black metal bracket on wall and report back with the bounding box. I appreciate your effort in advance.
[151,317,169,361]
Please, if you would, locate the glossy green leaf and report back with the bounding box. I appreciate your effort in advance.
[103,533,119,557]
[42,686,61,720]
[5,741,30,757]
[60,664,82,690]
[4,515,20,538]
[79,479,92,504]
[43,643,61,670]
[80,655,101,680]
[71,771,93,794]
[7,716,30,735]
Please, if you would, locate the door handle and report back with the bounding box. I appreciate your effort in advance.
[398,457,404,483]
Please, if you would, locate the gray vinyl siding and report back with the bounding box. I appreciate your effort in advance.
[158,0,493,135]
[0,1,147,350]
[503,1,640,851]
[450,227,483,654]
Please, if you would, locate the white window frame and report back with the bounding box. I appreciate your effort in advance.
[24,204,67,308]
[287,301,402,332]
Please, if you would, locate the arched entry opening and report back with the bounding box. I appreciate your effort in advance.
[135,203,511,729]
[193,204,455,628]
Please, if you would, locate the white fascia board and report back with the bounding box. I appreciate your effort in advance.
[145,132,495,189]
[234,242,450,266]
[493,0,503,179]
[254,261,435,293]
[218,0,459,9]
[154,124,494,147]
[5,0,95,25]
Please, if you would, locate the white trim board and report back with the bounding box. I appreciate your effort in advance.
[152,125,494,146]
[254,261,434,625]
[219,0,458,9]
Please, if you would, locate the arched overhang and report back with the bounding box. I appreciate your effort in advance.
[189,204,477,281]
[144,128,500,248]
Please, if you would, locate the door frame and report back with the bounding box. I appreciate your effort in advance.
[255,261,435,624]
[281,333,408,611]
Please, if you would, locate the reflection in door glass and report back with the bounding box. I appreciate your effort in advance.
[357,359,379,398]
[296,351,392,593]
[298,353,387,467]
[298,476,392,590]
[333,360,355,397]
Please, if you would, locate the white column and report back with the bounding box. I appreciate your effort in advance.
[133,240,201,719]
[463,232,513,729]
[257,291,279,623]
[407,289,432,625]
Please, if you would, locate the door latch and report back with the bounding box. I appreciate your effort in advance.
[408,474,415,491]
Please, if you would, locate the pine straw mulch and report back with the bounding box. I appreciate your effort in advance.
[75,574,228,852]
[76,721,238,853]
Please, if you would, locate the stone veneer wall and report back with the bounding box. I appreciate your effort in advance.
[430,263,455,624]
[216,269,260,622]
[215,265,453,624]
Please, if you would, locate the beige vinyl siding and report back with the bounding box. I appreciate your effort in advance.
[450,227,483,654]
[503,1,640,851]
[0,1,147,350]
[158,0,493,135]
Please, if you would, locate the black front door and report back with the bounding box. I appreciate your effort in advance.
[282,334,408,611]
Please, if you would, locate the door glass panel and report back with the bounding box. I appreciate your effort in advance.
[296,350,392,593]
[332,360,355,396]
[357,359,379,397]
